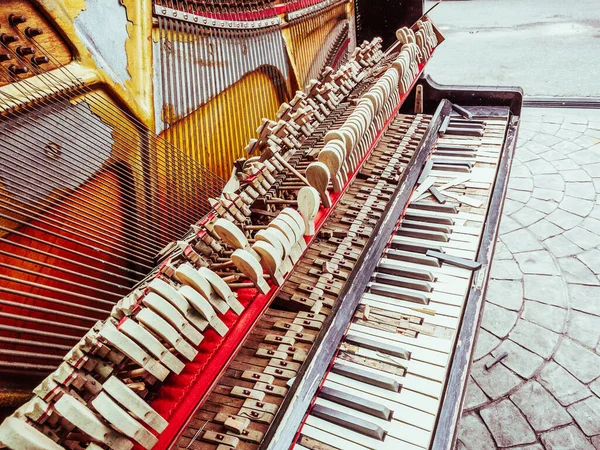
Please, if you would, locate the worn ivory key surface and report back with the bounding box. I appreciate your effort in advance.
[0,417,63,450]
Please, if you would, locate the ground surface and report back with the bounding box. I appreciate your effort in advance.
[424,0,600,97]
[456,108,600,449]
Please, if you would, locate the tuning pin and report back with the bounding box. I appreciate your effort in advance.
[25,27,43,38]
[8,65,28,75]
[31,55,48,66]
[0,53,11,62]
[16,46,34,56]
[8,14,27,27]
[0,34,18,45]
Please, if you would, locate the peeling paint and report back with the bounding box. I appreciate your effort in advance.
[73,0,131,86]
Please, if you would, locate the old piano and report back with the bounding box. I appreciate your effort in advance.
[0,0,522,449]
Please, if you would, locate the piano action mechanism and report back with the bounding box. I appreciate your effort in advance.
[0,1,522,449]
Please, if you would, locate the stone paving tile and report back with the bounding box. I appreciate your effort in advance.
[481,302,518,339]
[562,168,592,182]
[472,328,501,361]
[503,229,544,253]
[558,257,598,285]
[559,196,595,217]
[492,340,544,379]
[509,320,560,358]
[563,227,600,251]
[578,248,600,275]
[512,206,546,227]
[528,219,563,240]
[540,425,595,450]
[564,181,596,199]
[480,399,536,447]
[490,259,523,281]
[499,214,522,234]
[544,234,582,258]
[546,208,584,229]
[532,187,563,202]
[471,356,522,400]
[566,311,600,348]
[521,300,566,332]
[463,377,489,411]
[458,413,497,450]
[523,274,566,306]
[511,381,572,432]
[493,240,513,260]
[568,284,600,316]
[553,339,600,383]
[486,278,524,310]
[515,251,560,275]
[567,397,600,436]
[538,362,591,407]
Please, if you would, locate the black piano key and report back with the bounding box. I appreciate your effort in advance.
[377,261,435,281]
[444,127,484,137]
[384,248,441,267]
[320,386,392,421]
[345,334,411,360]
[396,226,449,242]
[435,144,477,153]
[408,202,458,215]
[404,209,455,225]
[432,163,472,173]
[448,117,485,126]
[373,272,432,292]
[401,220,451,234]
[432,159,474,169]
[434,150,477,159]
[438,115,450,136]
[390,239,444,255]
[417,159,433,185]
[311,404,386,441]
[369,282,430,305]
[426,250,482,270]
[429,186,447,204]
[451,103,473,119]
[331,363,402,393]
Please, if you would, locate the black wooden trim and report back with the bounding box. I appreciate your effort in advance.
[261,99,452,450]
[431,113,521,450]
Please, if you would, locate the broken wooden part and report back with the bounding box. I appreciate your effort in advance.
[252,240,285,286]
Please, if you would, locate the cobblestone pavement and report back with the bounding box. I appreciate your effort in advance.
[457,108,600,450]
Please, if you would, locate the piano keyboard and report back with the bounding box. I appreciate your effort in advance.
[293,112,511,450]
[175,109,435,449]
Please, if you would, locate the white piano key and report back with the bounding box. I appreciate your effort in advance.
[306,415,425,450]
[322,378,436,431]
[326,371,439,415]
[380,257,472,280]
[362,292,462,319]
[346,328,449,367]
[369,281,465,307]
[315,397,431,448]
[339,343,447,383]
[393,235,479,253]
[350,322,452,355]
[360,296,459,329]
[301,422,371,450]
